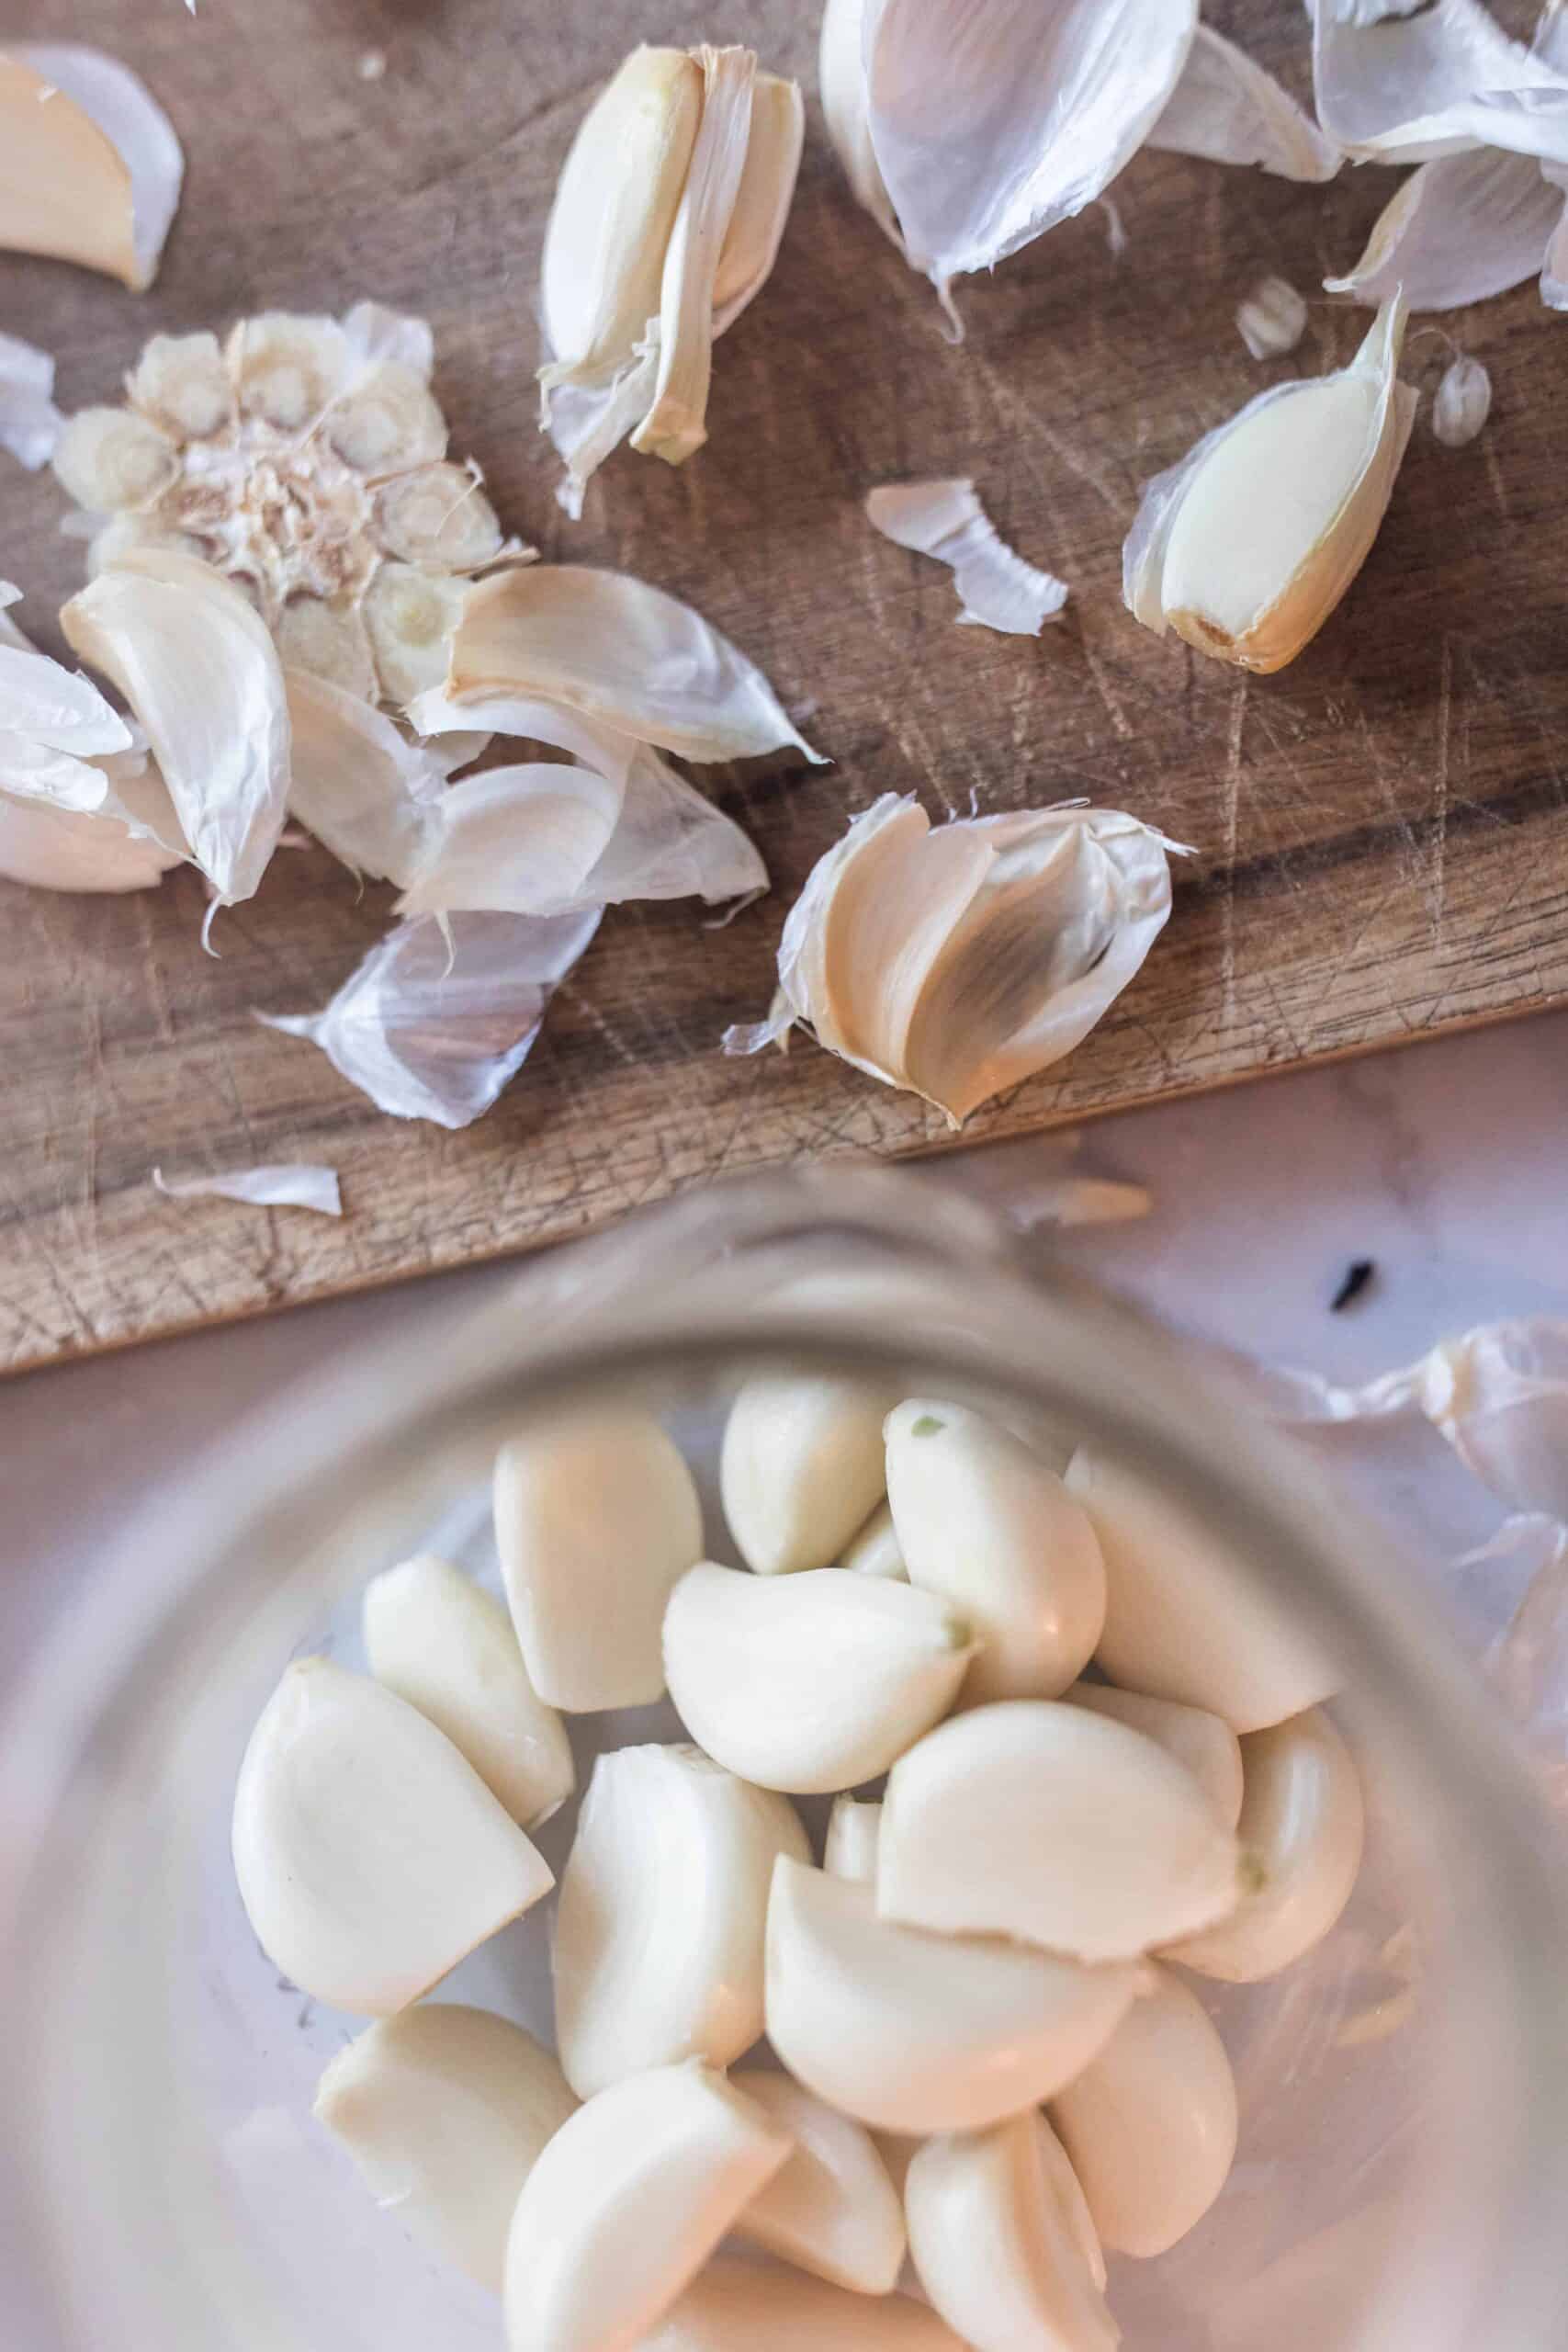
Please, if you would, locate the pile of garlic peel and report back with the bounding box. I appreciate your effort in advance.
[234,1379,1365,2352]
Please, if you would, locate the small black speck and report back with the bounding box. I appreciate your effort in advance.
[1330,1260,1375,1313]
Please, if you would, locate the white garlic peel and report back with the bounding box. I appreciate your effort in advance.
[1148,24,1339,183]
[362,1554,574,1831]
[721,1373,897,1574]
[0,330,63,469]
[644,2259,968,2350]
[1309,0,1568,167]
[1051,1962,1238,2258]
[1123,292,1415,673]
[0,43,183,288]
[553,1743,808,2098]
[905,2110,1119,2352]
[1065,1681,1244,1830]
[495,1407,704,1711]
[765,1859,1141,2134]
[1235,276,1307,361]
[502,2063,792,2352]
[152,1162,342,1217]
[731,2065,908,2294]
[878,1701,1241,1962]
[1164,1707,1366,1981]
[1432,354,1492,447]
[885,1400,1106,1704]
[314,2004,576,2292]
[864,481,1068,635]
[843,1498,907,1579]
[1065,1443,1338,1731]
[663,1564,976,1793]
[1324,149,1562,313]
[231,1658,553,2016]
[824,1793,884,1883]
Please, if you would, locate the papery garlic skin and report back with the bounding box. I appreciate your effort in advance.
[1432,354,1491,447]
[824,1792,884,1882]
[0,332,62,469]
[1164,1706,1365,1981]
[0,791,177,892]
[819,0,903,251]
[314,2004,576,2292]
[878,1700,1241,1961]
[885,1400,1106,1703]
[1235,275,1307,360]
[765,1858,1141,2133]
[663,1563,976,1793]
[731,2065,908,2293]
[1065,1680,1244,1829]
[1325,149,1562,313]
[554,1743,808,2097]
[1149,24,1339,182]
[843,1498,907,1578]
[1124,293,1415,673]
[362,1554,574,1830]
[231,1658,554,2016]
[721,1374,897,1574]
[864,480,1069,634]
[906,2111,1119,2352]
[645,2258,967,2350]
[1051,1962,1237,2257]
[502,2063,792,2352]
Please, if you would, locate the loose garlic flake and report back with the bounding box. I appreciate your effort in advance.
[152,1162,342,1216]
[1310,0,1568,166]
[1124,291,1415,673]
[731,2066,908,2294]
[864,481,1068,636]
[1325,149,1562,312]
[725,794,1181,1127]
[1235,276,1307,361]
[284,669,444,886]
[0,43,182,288]
[0,331,63,469]
[720,1373,897,1575]
[646,2259,967,2351]
[1149,25,1339,182]
[1432,353,1492,447]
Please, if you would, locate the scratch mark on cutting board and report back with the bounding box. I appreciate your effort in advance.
[1219,676,1247,1023]
[1077,623,1134,741]
[1431,632,1452,938]
[1483,437,1511,525]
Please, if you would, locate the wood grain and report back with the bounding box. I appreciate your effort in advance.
[4,0,1566,1374]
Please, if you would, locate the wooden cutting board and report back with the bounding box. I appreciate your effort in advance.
[4,0,1566,1374]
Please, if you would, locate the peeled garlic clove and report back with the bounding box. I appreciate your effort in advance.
[363,561,468,706]
[127,331,231,439]
[362,1554,574,1830]
[721,1374,896,1574]
[765,1859,1140,2133]
[231,1657,554,2015]
[374,465,503,571]
[1065,1682,1244,1830]
[495,1406,703,1710]
[879,1700,1241,1962]
[554,1743,807,2097]
[1050,1962,1237,2257]
[325,361,446,475]
[905,2111,1119,2352]
[824,1792,883,1882]
[1164,1706,1365,1981]
[646,2259,966,2351]
[51,404,177,514]
[1432,353,1491,447]
[502,2063,791,2352]
[1123,291,1415,673]
[1235,275,1307,361]
[314,2003,576,2292]
[886,1400,1105,1703]
[1065,1442,1337,1732]
[0,47,180,289]
[731,2066,907,2294]
[227,311,352,431]
[276,596,378,704]
[664,1564,976,1793]
[712,69,806,330]
[843,1498,906,1579]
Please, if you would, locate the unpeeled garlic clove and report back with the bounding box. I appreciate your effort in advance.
[721,1374,897,1574]
[227,311,351,430]
[231,1657,554,2015]
[645,2257,967,2350]
[51,404,177,514]
[313,2002,576,2292]
[554,1742,808,2098]
[502,2062,792,2352]
[885,1400,1105,1703]
[374,465,504,571]
[878,1701,1241,1962]
[764,1858,1141,2134]
[731,2065,907,2293]
[906,2111,1119,2352]
[712,70,807,330]
[1050,1961,1237,2258]
[364,563,468,706]
[127,331,231,439]
[1163,1706,1365,1981]
[1064,1681,1244,1829]
[362,1554,574,1830]
[818,0,903,251]
[842,1498,907,1579]
[495,1406,703,1711]
[824,1792,883,1883]
[1065,1442,1338,1732]
[663,1564,976,1793]
[324,360,446,475]
[1123,292,1415,673]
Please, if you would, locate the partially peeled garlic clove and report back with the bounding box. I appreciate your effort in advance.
[730,2065,908,2294]
[764,1858,1142,2133]
[842,1498,907,1579]
[720,1373,897,1574]
[905,2110,1119,2352]
[231,1657,554,2016]
[645,2258,968,2350]
[313,2003,577,2292]
[1064,1680,1244,1829]
[663,1563,976,1793]
[0,45,182,289]
[1050,1962,1238,2258]
[553,1742,808,2098]
[824,1792,883,1883]
[502,2062,792,2352]
[878,1700,1242,1962]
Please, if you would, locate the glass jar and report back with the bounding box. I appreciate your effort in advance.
[2,1166,1565,2352]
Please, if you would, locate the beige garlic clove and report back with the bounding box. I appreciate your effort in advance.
[0,51,139,287]
[905,2111,1119,2352]
[878,1701,1241,1962]
[227,311,353,431]
[231,1657,554,2016]
[51,404,177,514]
[86,514,207,575]
[362,1554,574,1830]
[764,1859,1141,2134]
[554,1742,808,2098]
[886,1400,1105,1703]
[842,1498,907,1579]
[1065,1442,1338,1732]
[276,596,378,704]
[364,561,468,705]
[495,1406,704,1711]
[645,2257,967,2350]
[313,2002,576,2292]
[824,1792,883,1883]
[663,1564,976,1794]
[1164,1706,1365,1981]
[712,70,806,329]
[502,2062,792,2352]
[324,360,446,475]
[1051,1961,1237,2257]
[731,2066,907,2293]
[721,1374,897,1574]
[1064,1681,1244,1829]
[126,332,232,439]
[374,465,504,571]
